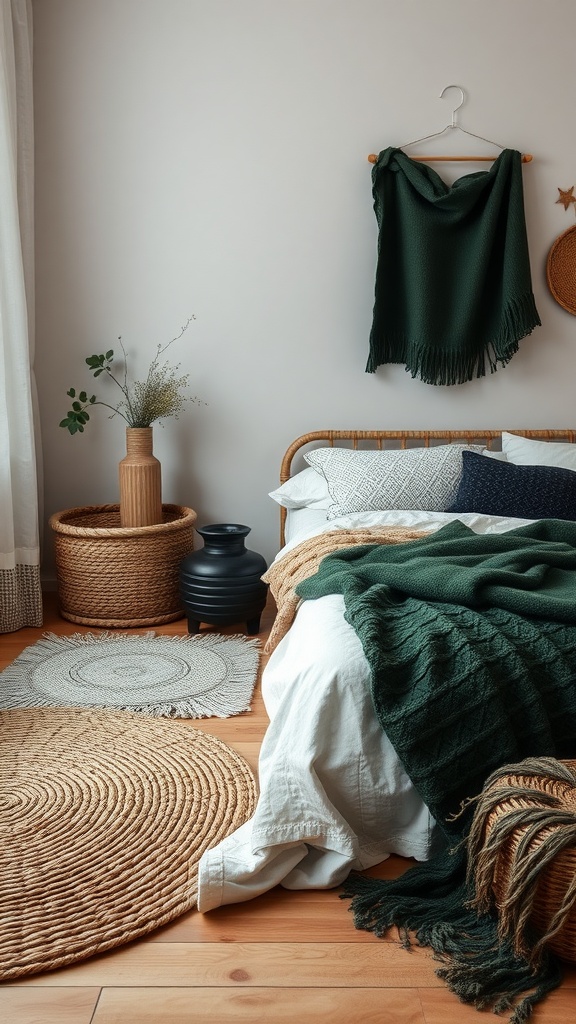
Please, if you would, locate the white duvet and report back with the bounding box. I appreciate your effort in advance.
[197,508,535,912]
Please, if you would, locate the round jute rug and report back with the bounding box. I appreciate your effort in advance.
[0,707,257,980]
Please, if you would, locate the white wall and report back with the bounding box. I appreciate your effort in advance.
[33,0,576,574]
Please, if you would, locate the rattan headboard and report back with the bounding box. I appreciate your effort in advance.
[278,429,576,548]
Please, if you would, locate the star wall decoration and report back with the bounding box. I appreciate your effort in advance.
[556,186,576,212]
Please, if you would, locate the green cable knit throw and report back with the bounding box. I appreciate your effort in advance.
[296,520,576,1022]
[367,148,541,385]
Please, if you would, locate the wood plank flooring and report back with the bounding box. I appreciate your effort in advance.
[1,594,576,1023]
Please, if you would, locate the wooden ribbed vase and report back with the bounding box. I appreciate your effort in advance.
[119,427,162,528]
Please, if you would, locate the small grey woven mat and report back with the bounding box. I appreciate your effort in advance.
[0,631,261,718]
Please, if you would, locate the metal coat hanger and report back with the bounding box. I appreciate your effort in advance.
[368,85,532,165]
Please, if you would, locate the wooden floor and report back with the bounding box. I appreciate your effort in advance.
[2,595,576,1024]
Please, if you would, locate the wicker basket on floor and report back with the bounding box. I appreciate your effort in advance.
[467,757,576,964]
[49,504,196,628]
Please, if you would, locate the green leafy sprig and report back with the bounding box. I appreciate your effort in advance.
[60,318,202,436]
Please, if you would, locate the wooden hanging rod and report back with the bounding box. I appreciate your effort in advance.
[368,153,533,164]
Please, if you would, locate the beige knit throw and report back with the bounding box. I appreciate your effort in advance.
[263,527,428,655]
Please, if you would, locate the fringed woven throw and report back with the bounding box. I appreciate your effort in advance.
[367,148,541,385]
[296,518,576,1022]
[465,757,576,968]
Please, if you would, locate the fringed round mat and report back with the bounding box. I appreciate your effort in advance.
[0,631,261,719]
[0,707,257,979]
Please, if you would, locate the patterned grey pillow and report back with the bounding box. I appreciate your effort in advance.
[304,444,485,519]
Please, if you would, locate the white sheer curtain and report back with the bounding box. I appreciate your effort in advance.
[0,0,42,632]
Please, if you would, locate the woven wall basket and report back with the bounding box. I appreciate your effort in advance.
[49,504,196,628]
[468,757,576,964]
[546,225,576,315]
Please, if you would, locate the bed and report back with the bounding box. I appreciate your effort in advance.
[197,428,576,913]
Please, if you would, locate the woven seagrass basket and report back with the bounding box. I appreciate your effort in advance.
[49,504,196,628]
[469,758,576,963]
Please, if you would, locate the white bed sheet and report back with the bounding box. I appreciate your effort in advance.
[197,508,535,912]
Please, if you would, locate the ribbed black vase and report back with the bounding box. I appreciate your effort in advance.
[179,524,268,635]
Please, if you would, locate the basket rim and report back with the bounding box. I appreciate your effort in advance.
[49,503,197,539]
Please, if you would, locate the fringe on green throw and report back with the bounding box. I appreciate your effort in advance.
[366,291,541,386]
[341,855,563,1024]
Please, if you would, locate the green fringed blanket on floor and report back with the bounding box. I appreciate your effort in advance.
[367,148,541,385]
[295,519,576,1022]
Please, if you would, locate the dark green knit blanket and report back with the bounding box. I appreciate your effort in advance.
[367,148,541,385]
[296,519,576,1022]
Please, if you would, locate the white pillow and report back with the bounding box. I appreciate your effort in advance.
[482,449,508,461]
[304,444,485,519]
[269,467,332,510]
[284,506,329,544]
[501,432,576,471]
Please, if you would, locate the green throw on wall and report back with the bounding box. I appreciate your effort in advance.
[367,147,541,385]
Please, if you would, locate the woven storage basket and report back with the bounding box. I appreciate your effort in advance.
[469,758,576,963]
[49,504,196,628]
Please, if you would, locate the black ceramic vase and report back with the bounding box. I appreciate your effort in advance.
[179,524,268,635]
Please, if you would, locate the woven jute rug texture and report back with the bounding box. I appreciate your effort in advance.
[0,631,261,718]
[0,707,257,979]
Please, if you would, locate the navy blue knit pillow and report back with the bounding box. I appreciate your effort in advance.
[448,451,576,521]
